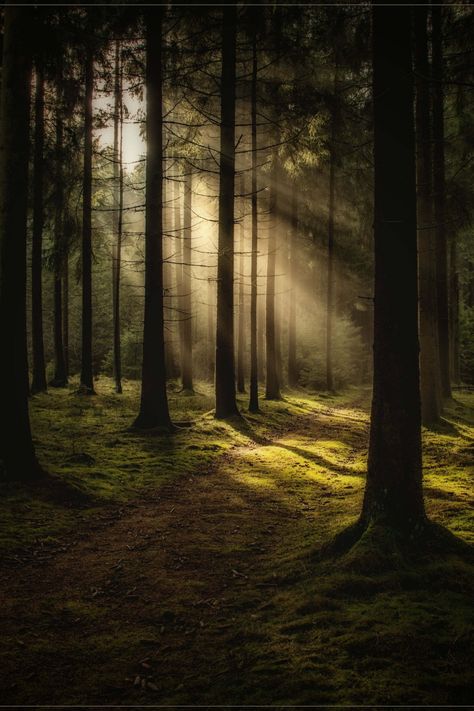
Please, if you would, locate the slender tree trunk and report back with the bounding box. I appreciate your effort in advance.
[237,185,245,393]
[50,112,68,388]
[31,60,47,394]
[207,273,215,382]
[174,173,184,379]
[112,40,123,394]
[0,6,43,479]
[134,9,173,430]
[415,6,442,425]
[163,174,178,380]
[182,168,193,391]
[288,178,298,388]
[80,45,94,393]
[431,5,451,400]
[326,71,338,393]
[361,6,425,529]
[450,243,460,383]
[249,27,259,412]
[63,256,69,378]
[258,286,265,384]
[215,5,239,418]
[265,154,281,400]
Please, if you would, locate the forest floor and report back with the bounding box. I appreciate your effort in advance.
[0,378,473,706]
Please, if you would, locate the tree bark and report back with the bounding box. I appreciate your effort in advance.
[31,59,47,394]
[415,5,442,425]
[63,256,69,378]
[112,40,123,394]
[249,26,259,412]
[326,72,338,393]
[288,178,298,388]
[431,5,451,400]
[215,5,239,418]
[50,111,68,388]
[237,178,245,394]
[134,8,173,430]
[0,6,42,479]
[80,45,95,393]
[265,154,281,400]
[182,168,193,392]
[361,6,425,529]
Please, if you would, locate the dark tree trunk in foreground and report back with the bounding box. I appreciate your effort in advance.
[50,112,68,388]
[361,6,425,529]
[288,179,298,388]
[31,60,47,394]
[431,5,451,400]
[415,6,442,425]
[265,156,281,400]
[0,7,42,480]
[112,40,123,394]
[248,26,259,413]
[134,9,172,430]
[181,169,193,392]
[80,46,95,393]
[215,5,239,418]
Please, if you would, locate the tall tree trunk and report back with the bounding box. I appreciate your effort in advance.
[288,178,298,388]
[134,9,173,430]
[207,272,215,382]
[361,6,425,529]
[174,173,184,379]
[80,45,94,393]
[50,112,68,388]
[326,71,338,393]
[112,40,123,394]
[31,60,47,394]
[450,243,460,383]
[182,168,193,392]
[237,181,245,394]
[163,174,178,380]
[249,27,259,412]
[431,4,451,400]
[215,5,239,418]
[0,6,42,479]
[415,6,442,425]
[265,154,281,400]
[63,256,69,378]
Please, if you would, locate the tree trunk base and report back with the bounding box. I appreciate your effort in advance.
[131,415,176,434]
[49,377,68,388]
[318,515,472,565]
[76,384,95,396]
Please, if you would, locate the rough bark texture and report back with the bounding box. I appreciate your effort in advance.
[288,179,298,388]
[80,46,95,393]
[249,27,259,413]
[431,5,451,400]
[361,6,425,529]
[112,40,123,394]
[0,6,42,479]
[31,60,47,394]
[182,169,193,392]
[415,6,442,425]
[134,9,172,430]
[215,5,239,418]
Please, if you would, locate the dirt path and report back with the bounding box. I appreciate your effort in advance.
[0,406,367,706]
[2,398,472,706]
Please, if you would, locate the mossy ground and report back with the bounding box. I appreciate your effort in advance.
[0,379,473,705]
